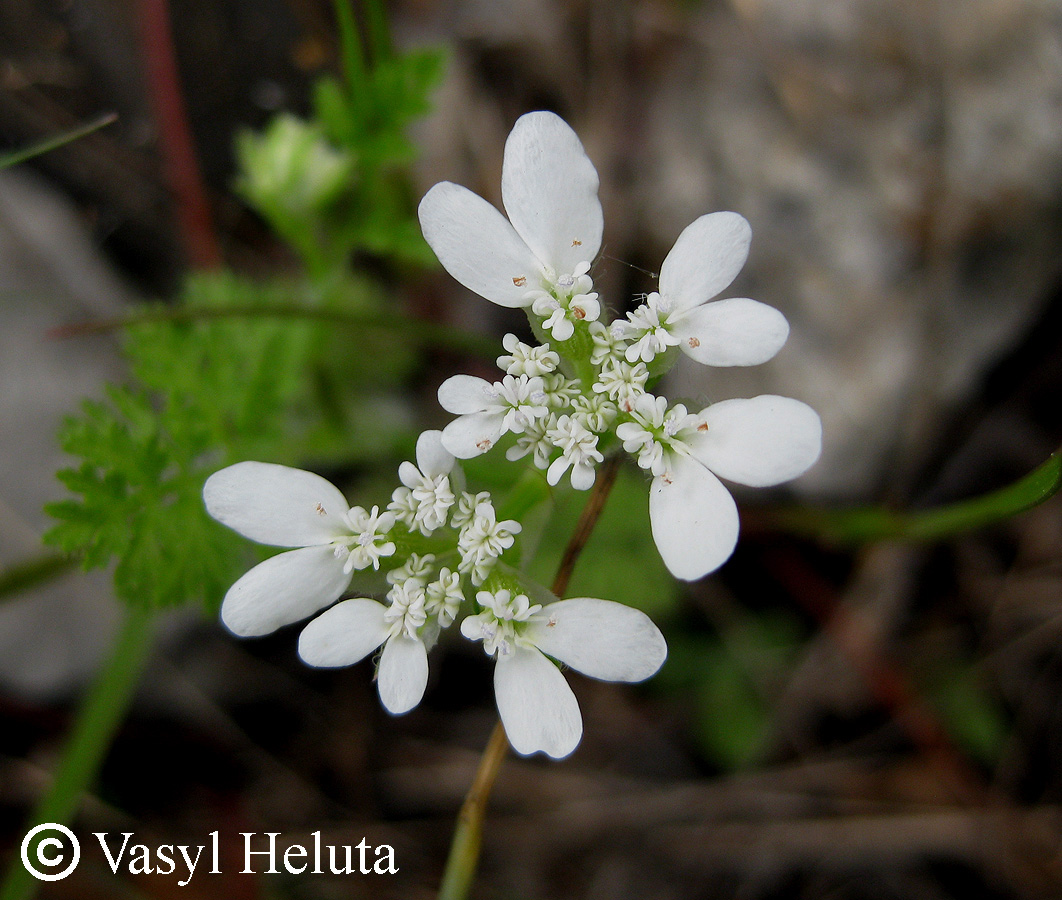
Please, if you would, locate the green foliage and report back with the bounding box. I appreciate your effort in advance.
[44,3,445,614]
[237,1,445,274]
[928,661,1009,765]
[660,612,805,770]
[43,272,416,611]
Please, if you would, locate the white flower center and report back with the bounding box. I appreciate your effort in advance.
[461,589,542,657]
[617,292,682,364]
[615,395,704,478]
[334,505,396,572]
[457,500,522,585]
[526,261,601,342]
[384,582,428,640]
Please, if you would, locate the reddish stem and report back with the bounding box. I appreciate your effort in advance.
[136,0,222,269]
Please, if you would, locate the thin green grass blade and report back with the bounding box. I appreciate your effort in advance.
[0,113,118,170]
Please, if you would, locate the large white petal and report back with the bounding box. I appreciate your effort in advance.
[204,461,350,547]
[437,374,496,415]
[297,598,390,667]
[440,412,506,459]
[220,545,351,637]
[658,212,752,313]
[649,455,739,581]
[527,598,667,682]
[415,429,455,478]
[501,111,603,275]
[419,182,542,308]
[672,298,789,367]
[689,395,822,488]
[494,645,582,759]
[377,635,429,715]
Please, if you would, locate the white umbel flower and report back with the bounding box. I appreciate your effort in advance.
[497,332,560,377]
[386,552,436,587]
[592,357,649,412]
[461,589,667,759]
[203,462,398,637]
[438,373,549,459]
[425,567,465,627]
[457,499,522,585]
[418,111,603,315]
[338,505,397,572]
[389,430,457,535]
[526,262,601,341]
[297,580,432,715]
[626,394,823,581]
[614,212,789,367]
[546,415,603,490]
[505,416,554,469]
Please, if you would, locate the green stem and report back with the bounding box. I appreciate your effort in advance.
[362,0,392,64]
[436,458,623,900]
[436,721,509,900]
[772,447,1062,545]
[0,606,154,900]
[332,0,367,118]
[0,553,77,602]
[0,113,118,170]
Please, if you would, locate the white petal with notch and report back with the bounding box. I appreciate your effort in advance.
[494,645,582,759]
[649,454,740,581]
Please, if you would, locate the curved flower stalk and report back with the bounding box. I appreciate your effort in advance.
[461,589,667,759]
[421,110,824,582]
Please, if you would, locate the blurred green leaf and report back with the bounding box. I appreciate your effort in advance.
[929,663,1009,765]
[694,650,769,770]
[44,271,418,611]
[774,448,1062,544]
[660,613,806,770]
[238,1,445,273]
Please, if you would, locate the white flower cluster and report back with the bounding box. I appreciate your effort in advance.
[205,110,823,762]
[420,111,824,581]
[204,429,665,759]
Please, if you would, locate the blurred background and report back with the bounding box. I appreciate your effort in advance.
[1,0,1062,897]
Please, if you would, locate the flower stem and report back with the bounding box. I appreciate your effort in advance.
[436,720,508,900]
[551,454,621,597]
[0,605,154,900]
[436,456,623,900]
[0,553,76,603]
